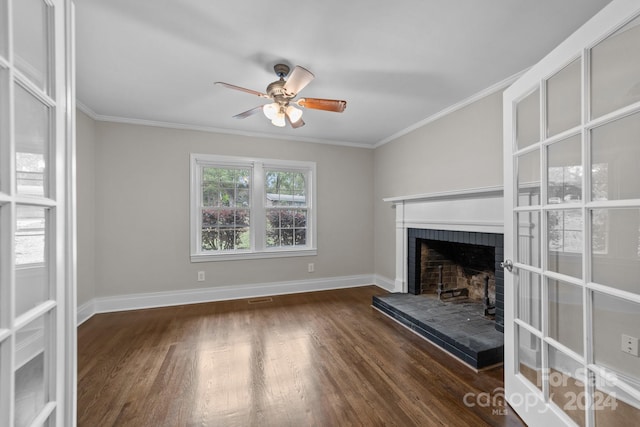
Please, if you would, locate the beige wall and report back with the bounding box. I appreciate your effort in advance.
[76,110,97,306]
[75,89,504,300]
[87,121,373,298]
[373,90,504,280]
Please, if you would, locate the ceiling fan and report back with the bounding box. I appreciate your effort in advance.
[215,64,347,129]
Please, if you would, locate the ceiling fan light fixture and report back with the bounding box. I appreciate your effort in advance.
[286,105,303,123]
[271,112,286,127]
[217,63,346,129]
[263,102,279,120]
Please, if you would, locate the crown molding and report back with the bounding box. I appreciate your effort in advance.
[74,101,373,149]
[373,69,526,148]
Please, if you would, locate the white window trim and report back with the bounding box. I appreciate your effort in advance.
[190,153,317,262]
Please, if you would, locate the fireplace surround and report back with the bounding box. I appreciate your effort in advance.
[373,186,506,368]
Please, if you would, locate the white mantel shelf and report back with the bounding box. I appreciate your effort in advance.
[383,185,504,204]
[388,185,505,293]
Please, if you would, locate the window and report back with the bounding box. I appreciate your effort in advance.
[190,154,316,261]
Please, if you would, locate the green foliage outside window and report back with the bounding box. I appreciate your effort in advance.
[265,170,307,247]
[201,209,249,251]
[201,166,250,251]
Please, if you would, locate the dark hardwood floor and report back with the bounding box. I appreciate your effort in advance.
[77,286,525,426]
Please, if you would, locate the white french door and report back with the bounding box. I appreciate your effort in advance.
[0,0,75,426]
[504,1,640,425]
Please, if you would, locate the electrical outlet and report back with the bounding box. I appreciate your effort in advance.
[621,334,639,357]
[308,263,315,273]
[197,271,205,282]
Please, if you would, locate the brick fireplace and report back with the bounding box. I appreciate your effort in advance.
[407,228,504,332]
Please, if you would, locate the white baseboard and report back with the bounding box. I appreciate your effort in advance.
[373,274,395,292]
[76,300,95,326]
[77,274,382,326]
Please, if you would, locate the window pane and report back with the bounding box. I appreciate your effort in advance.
[201,208,249,251]
[593,292,640,382]
[547,59,581,137]
[547,345,586,426]
[547,134,582,205]
[200,166,251,252]
[517,211,540,268]
[515,270,541,331]
[265,170,308,249]
[15,84,49,197]
[516,88,540,150]
[591,112,640,201]
[201,167,250,208]
[0,68,7,191]
[15,315,48,427]
[517,324,541,391]
[592,368,640,426]
[517,149,540,207]
[548,209,583,278]
[591,208,640,296]
[591,15,640,119]
[265,170,306,206]
[16,205,47,265]
[13,0,50,92]
[548,279,583,355]
[0,0,7,60]
[266,209,308,248]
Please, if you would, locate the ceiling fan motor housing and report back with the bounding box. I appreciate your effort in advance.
[273,63,290,78]
[266,80,290,107]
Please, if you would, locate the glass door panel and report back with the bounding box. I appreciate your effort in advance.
[516,88,540,150]
[548,345,586,426]
[15,84,49,198]
[548,279,584,355]
[547,59,582,137]
[0,0,6,60]
[0,68,7,191]
[547,134,582,205]
[592,369,640,426]
[591,112,640,201]
[517,324,542,391]
[15,205,50,317]
[517,149,540,207]
[515,270,542,330]
[592,292,640,378]
[15,315,48,427]
[591,208,640,295]
[516,211,541,268]
[591,15,640,119]
[13,0,51,93]
[548,209,583,278]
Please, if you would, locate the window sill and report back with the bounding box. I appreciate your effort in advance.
[191,248,317,262]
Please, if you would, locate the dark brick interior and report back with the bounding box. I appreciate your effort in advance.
[419,240,496,302]
[408,228,504,332]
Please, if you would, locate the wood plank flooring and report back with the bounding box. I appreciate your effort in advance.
[77,286,525,426]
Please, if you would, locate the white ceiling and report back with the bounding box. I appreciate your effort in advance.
[75,0,612,148]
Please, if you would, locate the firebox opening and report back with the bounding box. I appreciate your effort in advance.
[418,239,496,317]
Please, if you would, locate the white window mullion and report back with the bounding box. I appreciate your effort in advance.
[253,161,265,252]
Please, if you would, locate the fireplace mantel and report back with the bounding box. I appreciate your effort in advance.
[386,185,504,293]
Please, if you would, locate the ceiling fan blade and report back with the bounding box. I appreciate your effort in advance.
[285,111,305,129]
[233,105,264,119]
[215,82,268,98]
[297,98,347,113]
[283,66,315,96]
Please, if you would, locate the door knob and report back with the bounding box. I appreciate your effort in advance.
[501,259,513,272]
